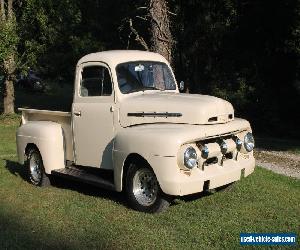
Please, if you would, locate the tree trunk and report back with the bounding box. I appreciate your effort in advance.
[3,55,15,114]
[0,0,5,21]
[1,0,16,114]
[3,79,15,114]
[7,0,13,19]
[149,0,173,64]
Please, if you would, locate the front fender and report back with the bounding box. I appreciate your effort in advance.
[113,126,182,192]
[16,121,66,174]
[112,120,252,194]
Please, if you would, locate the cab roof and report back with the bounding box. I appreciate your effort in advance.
[77,50,169,67]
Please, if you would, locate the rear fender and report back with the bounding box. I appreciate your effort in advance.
[16,121,66,174]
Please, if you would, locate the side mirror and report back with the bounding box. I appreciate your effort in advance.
[179,81,184,91]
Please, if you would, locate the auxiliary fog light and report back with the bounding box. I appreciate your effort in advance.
[236,138,243,150]
[201,145,209,159]
[220,140,228,154]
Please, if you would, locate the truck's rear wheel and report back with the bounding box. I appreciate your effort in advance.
[125,163,170,213]
[26,147,50,187]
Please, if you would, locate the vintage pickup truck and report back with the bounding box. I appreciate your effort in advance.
[16,50,255,213]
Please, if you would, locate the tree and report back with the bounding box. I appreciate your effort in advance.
[0,0,18,114]
[0,0,297,137]
[119,0,174,64]
[149,0,173,63]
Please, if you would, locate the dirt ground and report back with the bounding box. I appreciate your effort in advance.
[254,149,300,179]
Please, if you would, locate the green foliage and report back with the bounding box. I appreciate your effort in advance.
[0,0,299,135]
[211,77,255,116]
[17,0,83,74]
[170,0,300,137]
[0,20,19,64]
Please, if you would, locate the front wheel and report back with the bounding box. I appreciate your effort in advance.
[125,163,170,213]
[26,147,50,187]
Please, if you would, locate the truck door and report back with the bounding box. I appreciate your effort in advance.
[72,62,114,169]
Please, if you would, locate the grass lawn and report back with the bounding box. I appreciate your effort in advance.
[0,117,299,249]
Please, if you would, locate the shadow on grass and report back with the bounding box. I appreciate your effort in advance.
[4,159,28,182]
[0,206,116,249]
[51,176,128,207]
[4,160,127,208]
[176,190,213,204]
[0,211,75,249]
[4,160,214,210]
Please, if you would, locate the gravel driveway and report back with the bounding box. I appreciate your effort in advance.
[254,149,300,179]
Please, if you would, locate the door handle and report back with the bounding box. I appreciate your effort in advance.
[73,111,81,116]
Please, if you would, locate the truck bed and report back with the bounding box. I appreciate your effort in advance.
[19,108,74,161]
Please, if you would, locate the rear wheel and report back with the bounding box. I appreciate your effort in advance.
[125,163,170,213]
[26,147,50,187]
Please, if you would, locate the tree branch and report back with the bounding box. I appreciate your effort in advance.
[167,10,176,16]
[126,31,133,49]
[128,18,149,51]
[135,15,148,21]
[137,6,147,10]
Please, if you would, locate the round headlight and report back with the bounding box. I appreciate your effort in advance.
[184,147,198,169]
[244,132,255,152]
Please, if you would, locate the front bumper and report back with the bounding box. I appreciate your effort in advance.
[149,155,255,196]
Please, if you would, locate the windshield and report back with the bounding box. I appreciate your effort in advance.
[116,61,176,94]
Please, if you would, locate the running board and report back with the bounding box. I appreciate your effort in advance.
[51,167,115,191]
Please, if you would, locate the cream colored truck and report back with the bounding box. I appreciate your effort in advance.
[16,50,255,213]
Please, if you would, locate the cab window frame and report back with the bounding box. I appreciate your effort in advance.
[79,64,113,98]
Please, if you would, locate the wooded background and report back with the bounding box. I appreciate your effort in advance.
[0,0,299,138]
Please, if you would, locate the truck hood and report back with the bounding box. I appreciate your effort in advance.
[119,92,234,127]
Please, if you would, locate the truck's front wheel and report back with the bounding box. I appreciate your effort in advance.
[125,163,170,213]
[26,147,50,187]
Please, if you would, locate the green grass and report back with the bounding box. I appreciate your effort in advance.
[0,118,299,249]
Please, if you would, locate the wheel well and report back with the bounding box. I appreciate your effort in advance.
[122,153,150,189]
[25,143,38,157]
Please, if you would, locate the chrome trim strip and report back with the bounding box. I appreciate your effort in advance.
[127,112,182,118]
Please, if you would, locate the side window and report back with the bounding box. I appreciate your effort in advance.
[80,65,112,97]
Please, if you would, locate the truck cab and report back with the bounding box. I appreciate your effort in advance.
[16,50,255,213]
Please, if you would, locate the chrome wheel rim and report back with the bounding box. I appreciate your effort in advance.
[29,152,42,184]
[132,167,158,206]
